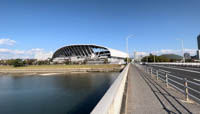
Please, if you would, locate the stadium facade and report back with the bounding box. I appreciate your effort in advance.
[52,44,129,64]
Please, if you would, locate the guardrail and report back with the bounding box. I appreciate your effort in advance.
[147,62,200,67]
[136,64,200,103]
[91,64,130,114]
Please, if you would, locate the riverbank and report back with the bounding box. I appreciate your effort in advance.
[0,64,125,73]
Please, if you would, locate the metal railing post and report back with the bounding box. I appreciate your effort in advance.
[184,78,189,102]
[146,66,148,73]
[165,72,168,88]
[156,70,159,80]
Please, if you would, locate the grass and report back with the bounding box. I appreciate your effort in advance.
[0,64,123,69]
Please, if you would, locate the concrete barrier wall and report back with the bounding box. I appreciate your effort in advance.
[147,62,200,67]
[91,64,130,114]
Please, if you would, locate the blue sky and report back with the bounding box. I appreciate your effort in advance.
[0,0,200,59]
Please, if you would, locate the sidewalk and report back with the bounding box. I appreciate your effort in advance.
[125,64,200,114]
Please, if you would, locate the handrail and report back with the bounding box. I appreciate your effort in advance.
[168,78,184,87]
[168,74,183,81]
[168,82,185,94]
[188,86,200,94]
[147,62,200,67]
[159,69,171,73]
[187,80,200,86]
[91,64,130,114]
[159,74,165,79]
[136,64,200,103]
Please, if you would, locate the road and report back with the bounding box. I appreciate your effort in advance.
[145,64,200,103]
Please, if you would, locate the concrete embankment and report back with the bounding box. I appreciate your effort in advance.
[0,65,125,73]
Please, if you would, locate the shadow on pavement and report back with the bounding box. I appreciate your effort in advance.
[135,66,192,114]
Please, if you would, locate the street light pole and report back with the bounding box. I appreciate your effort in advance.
[177,39,185,63]
[126,35,134,64]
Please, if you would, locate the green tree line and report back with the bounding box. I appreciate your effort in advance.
[141,54,183,62]
[0,59,51,67]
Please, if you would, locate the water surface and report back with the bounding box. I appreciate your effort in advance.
[0,72,118,114]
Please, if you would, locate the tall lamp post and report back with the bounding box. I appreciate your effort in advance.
[153,51,158,63]
[177,39,185,63]
[126,35,134,63]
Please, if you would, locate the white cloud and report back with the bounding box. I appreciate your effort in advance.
[183,49,197,55]
[135,52,149,57]
[0,38,16,45]
[0,48,53,60]
[154,49,197,56]
[34,51,53,60]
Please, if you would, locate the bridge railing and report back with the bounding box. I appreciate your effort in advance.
[91,64,130,114]
[147,62,200,67]
[136,64,200,103]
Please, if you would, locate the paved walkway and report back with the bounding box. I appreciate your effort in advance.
[125,64,200,114]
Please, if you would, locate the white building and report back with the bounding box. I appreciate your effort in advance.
[197,50,200,60]
[134,51,143,62]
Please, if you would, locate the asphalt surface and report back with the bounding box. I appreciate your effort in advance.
[145,64,200,103]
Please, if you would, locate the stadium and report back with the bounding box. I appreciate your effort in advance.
[52,44,129,64]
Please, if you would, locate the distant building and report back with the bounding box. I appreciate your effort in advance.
[198,34,200,50]
[191,55,197,59]
[134,51,143,62]
[184,53,191,60]
[134,51,138,60]
[197,50,200,60]
[197,35,200,60]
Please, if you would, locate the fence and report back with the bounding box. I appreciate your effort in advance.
[136,64,200,103]
[91,64,130,114]
[147,62,200,67]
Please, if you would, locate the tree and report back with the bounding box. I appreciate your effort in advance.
[37,60,50,65]
[141,55,170,62]
[124,58,132,64]
[25,59,36,65]
[6,59,15,65]
[13,59,25,67]
[104,58,109,64]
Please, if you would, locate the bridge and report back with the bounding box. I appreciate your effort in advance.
[91,63,200,114]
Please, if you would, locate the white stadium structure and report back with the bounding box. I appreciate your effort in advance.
[52,44,129,64]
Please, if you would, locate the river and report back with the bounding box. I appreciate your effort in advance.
[0,72,119,114]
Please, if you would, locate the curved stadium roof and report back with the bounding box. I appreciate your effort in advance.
[52,44,129,59]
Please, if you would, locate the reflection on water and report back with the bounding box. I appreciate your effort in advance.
[0,72,119,114]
